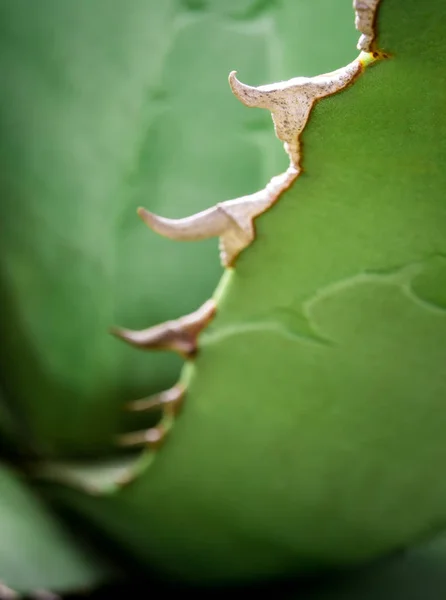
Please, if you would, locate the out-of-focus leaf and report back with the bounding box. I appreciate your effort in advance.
[0,0,357,457]
[0,462,110,594]
[304,534,446,600]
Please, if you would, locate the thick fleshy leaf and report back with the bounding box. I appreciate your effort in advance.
[46,0,446,585]
[0,462,109,594]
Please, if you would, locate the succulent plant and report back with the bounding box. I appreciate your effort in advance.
[1,0,446,596]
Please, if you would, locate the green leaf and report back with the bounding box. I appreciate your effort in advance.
[47,263,446,583]
[0,0,183,456]
[45,0,446,585]
[0,462,109,594]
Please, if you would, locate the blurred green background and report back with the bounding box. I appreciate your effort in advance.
[1,0,446,597]
[0,0,358,458]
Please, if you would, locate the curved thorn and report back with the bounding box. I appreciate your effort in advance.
[111,299,216,358]
[136,167,298,267]
[137,206,230,241]
[126,384,185,417]
[117,424,167,449]
[228,71,270,108]
[229,61,361,166]
[354,0,382,51]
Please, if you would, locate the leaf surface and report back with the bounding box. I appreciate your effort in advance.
[0,462,109,594]
[47,0,446,584]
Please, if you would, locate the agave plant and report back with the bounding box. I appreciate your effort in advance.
[1,0,446,596]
